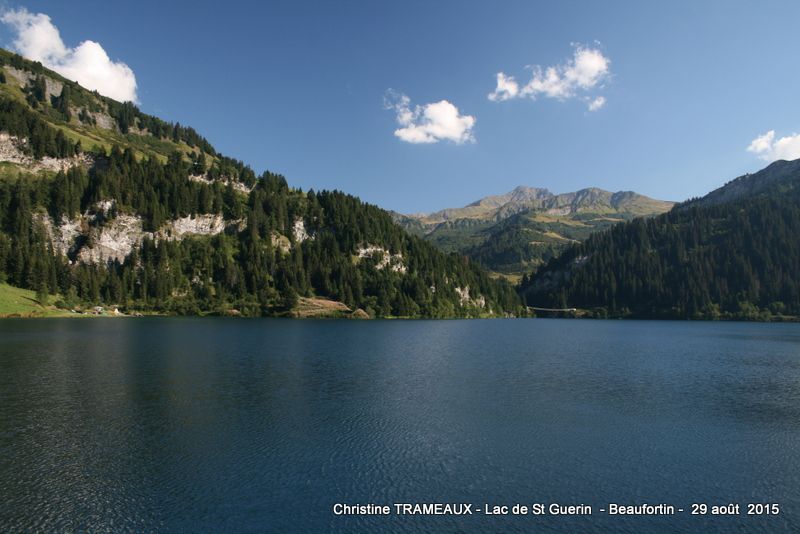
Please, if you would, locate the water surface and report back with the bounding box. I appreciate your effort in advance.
[1,319,799,532]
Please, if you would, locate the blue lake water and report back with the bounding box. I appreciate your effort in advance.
[1,318,799,532]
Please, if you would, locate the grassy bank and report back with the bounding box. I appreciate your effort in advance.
[0,283,74,318]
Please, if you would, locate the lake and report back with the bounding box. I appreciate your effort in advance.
[1,318,799,532]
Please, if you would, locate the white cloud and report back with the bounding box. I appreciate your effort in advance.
[487,72,519,102]
[384,91,475,144]
[747,130,800,162]
[587,96,606,111]
[489,45,610,106]
[1,8,138,102]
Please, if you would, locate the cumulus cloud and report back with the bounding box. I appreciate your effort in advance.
[747,130,800,162]
[1,8,138,102]
[384,91,475,144]
[489,45,610,106]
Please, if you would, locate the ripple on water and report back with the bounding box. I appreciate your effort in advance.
[0,318,799,532]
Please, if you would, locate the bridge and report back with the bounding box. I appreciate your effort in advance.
[527,307,578,312]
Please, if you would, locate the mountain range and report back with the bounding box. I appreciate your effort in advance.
[395,186,673,278]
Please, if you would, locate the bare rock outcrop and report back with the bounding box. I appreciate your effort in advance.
[35,203,245,265]
[188,173,252,194]
[157,214,232,241]
[77,215,145,264]
[4,66,63,99]
[34,213,83,257]
[356,244,407,273]
[0,133,92,173]
[292,218,310,243]
[454,285,486,308]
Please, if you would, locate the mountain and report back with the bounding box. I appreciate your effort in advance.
[0,49,522,318]
[395,186,673,278]
[681,158,800,208]
[520,160,800,320]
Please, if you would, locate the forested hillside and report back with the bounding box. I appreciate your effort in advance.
[521,160,800,320]
[0,49,521,318]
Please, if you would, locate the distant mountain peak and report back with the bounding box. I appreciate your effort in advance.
[508,186,553,202]
[393,184,675,276]
[406,184,673,225]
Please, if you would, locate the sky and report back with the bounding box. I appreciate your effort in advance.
[1,0,799,213]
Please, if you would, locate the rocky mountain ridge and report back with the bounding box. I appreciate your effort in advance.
[394,185,674,277]
[407,185,673,226]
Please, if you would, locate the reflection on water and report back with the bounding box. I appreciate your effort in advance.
[1,319,799,532]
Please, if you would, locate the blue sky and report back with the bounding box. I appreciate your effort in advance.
[2,0,800,213]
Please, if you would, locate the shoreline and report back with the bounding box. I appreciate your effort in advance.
[2,312,798,323]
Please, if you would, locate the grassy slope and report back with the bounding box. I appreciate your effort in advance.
[0,283,71,317]
[0,50,205,174]
[418,210,637,276]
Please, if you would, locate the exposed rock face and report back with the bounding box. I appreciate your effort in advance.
[90,199,117,218]
[454,286,469,305]
[35,203,243,265]
[454,285,486,308]
[269,222,311,255]
[91,111,116,130]
[356,244,407,273]
[188,173,252,194]
[0,133,92,172]
[264,220,313,255]
[77,214,145,264]
[34,213,82,256]
[4,67,117,131]
[157,214,229,241]
[292,218,309,243]
[4,66,63,99]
